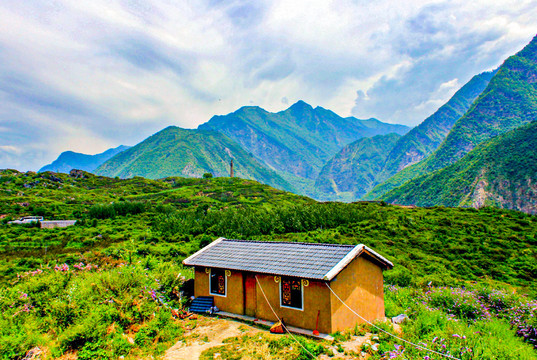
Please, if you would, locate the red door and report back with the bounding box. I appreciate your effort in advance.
[243,273,257,317]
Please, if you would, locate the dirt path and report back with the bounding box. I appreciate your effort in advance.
[164,316,385,360]
[164,318,260,360]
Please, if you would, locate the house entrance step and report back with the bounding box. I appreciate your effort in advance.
[217,311,334,341]
[189,296,214,313]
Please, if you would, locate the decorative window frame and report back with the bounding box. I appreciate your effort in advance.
[279,276,304,311]
[209,268,227,297]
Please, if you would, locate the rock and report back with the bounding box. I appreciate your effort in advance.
[69,169,86,178]
[23,346,42,359]
[49,175,62,183]
[371,343,379,351]
[392,314,409,324]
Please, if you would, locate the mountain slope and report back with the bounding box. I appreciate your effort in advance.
[382,121,537,214]
[313,133,401,201]
[367,35,537,200]
[327,70,493,201]
[199,100,410,180]
[94,126,292,191]
[380,70,495,178]
[39,145,130,173]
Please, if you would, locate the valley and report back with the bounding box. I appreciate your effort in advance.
[2,11,537,360]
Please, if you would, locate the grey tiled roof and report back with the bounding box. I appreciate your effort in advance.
[183,238,358,280]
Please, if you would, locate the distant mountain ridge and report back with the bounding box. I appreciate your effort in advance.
[41,101,409,197]
[199,100,410,181]
[317,70,494,202]
[379,70,496,179]
[95,126,292,191]
[382,121,537,214]
[367,34,537,200]
[39,145,130,173]
[313,133,402,201]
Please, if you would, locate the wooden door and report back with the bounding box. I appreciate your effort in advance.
[243,273,257,317]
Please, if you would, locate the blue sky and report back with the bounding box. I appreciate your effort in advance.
[0,0,536,171]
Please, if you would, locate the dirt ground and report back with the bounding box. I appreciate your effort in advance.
[164,316,382,360]
[164,318,262,360]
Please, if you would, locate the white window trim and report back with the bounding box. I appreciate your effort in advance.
[209,268,227,297]
[279,277,304,311]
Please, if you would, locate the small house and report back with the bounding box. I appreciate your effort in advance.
[183,238,393,334]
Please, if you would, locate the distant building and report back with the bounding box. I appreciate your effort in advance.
[8,216,76,229]
[40,220,77,229]
[8,216,43,224]
[183,238,393,334]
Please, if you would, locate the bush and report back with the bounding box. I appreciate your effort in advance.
[89,202,146,220]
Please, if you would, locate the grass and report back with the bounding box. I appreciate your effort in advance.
[0,169,536,358]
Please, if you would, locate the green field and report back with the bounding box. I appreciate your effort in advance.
[1,169,536,359]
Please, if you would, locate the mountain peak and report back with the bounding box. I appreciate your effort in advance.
[39,145,130,174]
[288,100,313,112]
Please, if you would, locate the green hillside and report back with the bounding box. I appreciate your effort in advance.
[381,121,537,213]
[199,100,410,181]
[95,126,292,191]
[379,70,495,179]
[313,133,401,201]
[322,71,493,202]
[1,170,537,358]
[39,145,130,173]
[367,35,537,200]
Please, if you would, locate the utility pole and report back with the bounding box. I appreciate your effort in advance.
[230,159,234,178]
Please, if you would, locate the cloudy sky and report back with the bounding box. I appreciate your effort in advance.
[1,0,536,171]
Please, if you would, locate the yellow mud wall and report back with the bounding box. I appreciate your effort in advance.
[254,274,333,334]
[329,257,385,332]
[194,268,244,315]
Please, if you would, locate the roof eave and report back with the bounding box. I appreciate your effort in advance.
[322,244,393,281]
[182,237,226,266]
[362,245,394,270]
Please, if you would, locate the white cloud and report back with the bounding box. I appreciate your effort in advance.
[0,0,536,170]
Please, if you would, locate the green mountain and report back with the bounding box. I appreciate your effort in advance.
[39,145,130,173]
[322,70,493,201]
[379,71,495,179]
[95,126,292,191]
[313,133,401,201]
[367,35,537,200]
[199,100,410,181]
[382,121,537,214]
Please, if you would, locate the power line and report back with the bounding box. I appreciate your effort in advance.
[255,275,317,359]
[325,283,461,360]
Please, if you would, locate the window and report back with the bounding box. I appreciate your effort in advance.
[210,268,226,296]
[280,276,303,310]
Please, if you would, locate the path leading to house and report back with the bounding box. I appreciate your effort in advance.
[164,316,388,359]
[164,318,260,360]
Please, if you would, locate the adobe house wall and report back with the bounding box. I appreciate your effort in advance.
[194,267,244,315]
[254,274,332,334]
[329,256,385,332]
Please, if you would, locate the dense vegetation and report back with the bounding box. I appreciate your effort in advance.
[367,35,537,200]
[95,126,292,192]
[382,121,537,213]
[1,169,536,359]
